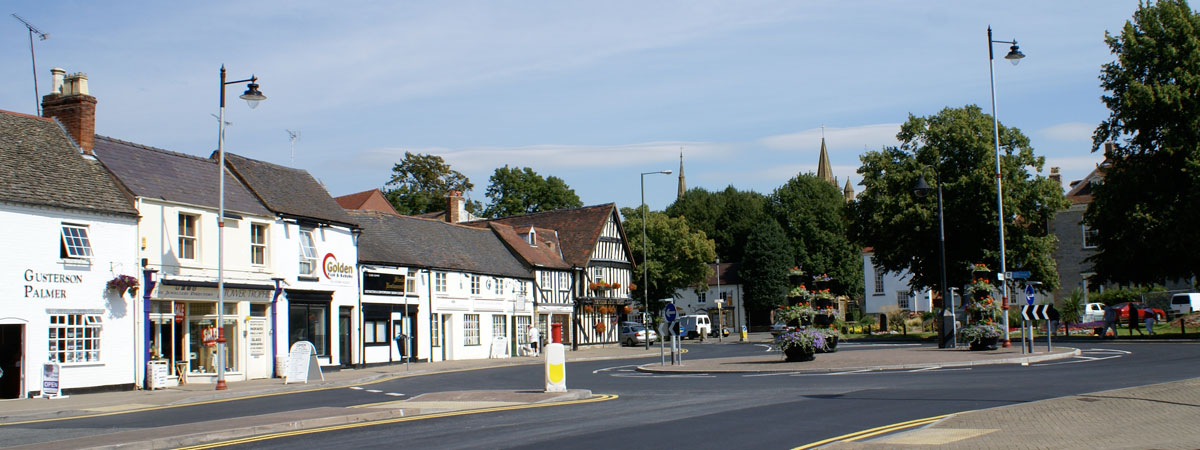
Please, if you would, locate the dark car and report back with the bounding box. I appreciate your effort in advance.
[1111,302,1165,321]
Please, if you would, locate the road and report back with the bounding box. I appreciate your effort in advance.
[2,341,1196,449]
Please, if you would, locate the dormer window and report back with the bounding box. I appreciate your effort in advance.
[60,224,93,259]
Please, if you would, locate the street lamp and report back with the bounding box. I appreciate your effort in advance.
[640,169,672,349]
[215,65,266,390]
[988,26,1024,347]
[913,169,954,348]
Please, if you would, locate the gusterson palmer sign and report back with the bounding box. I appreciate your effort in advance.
[322,253,354,285]
[24,269,84,299]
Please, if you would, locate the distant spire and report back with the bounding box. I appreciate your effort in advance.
[843,178,855,202]
[817,137,835,185]
[677,148,686,199]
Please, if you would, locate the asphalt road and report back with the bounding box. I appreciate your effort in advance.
[2,341,1197,449]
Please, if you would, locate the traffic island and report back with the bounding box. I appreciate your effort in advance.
[636,345,1080,374]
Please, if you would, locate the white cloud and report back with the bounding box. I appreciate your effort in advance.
[356,141,740,173]
[1039,122,1096,142]
[759,123,901,151]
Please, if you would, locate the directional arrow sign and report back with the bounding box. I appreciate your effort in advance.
[1021,304,1057,321]
[664,303,677,323]
[1025,284,1036,306]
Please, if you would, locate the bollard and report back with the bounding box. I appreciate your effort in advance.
[551,323,562,344]
[544,340,566,393]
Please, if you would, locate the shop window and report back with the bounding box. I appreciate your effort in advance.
[515,316,532,345]
[464,314,480,346]
[48,314,101,363]
[298,229,318,275]
[364,320,389,345]
[434,272,447,292]
[187,304,238,374]
[179,214,198,260]
[289,302,329,356]
[251,223,268,265]
[493,315,507,339]
[250,303,268,317]
[60,224,93,259]
[430,314,441,347]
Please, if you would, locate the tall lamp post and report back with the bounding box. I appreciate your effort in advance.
[640,170,672,349]
[987,26,1024,347]
[215,65,266,390]
[913,169,953,348]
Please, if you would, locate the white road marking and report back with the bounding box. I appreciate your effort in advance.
[593,364,641,374]
[349,386,365,390]
[907,366,942,372]
[366,389,383,393]
[385,393,404,397]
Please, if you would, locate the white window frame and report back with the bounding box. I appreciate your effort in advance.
[494,278,504,296]
[464,314,480,346]
[1081,224,1098,249]
[49,313,102,364]
[178,214,198,260]
[896,291,911,310]
[250,223,268,266]
[697,291,707,303]
[493,315,507,339]
[434,272,447,293]
[873,265,885,294]
[430,314,441,347]
[299,228,318,275]
[60,223,93,259]
[471,275,481,295]
[364,320,389,345]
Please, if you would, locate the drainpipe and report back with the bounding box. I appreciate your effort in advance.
[270,278,283,378]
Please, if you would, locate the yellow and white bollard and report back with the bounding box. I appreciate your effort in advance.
[544,342,566,392]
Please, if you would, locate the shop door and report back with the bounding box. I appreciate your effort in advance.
[0,325,24,399]
[339,307,352,366]
[441,315,452,361]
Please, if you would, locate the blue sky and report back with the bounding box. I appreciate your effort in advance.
[3,1,1141,211]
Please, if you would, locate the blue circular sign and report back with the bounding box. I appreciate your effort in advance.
[664,303,678,322]
[1025,285,1036,305]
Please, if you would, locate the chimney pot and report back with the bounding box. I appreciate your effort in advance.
[50,68,66,94]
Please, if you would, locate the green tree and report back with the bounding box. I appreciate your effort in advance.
[1087,0,1200,285]
[621,207,716,319]
[849,105,1069,296]
[666,186,768,262]
[740,218,793,326]
[483,166,582,218]
[383,152,477,215]
[769,174,863,297]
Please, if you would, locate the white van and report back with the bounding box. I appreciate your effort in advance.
[678,315,711,339]
[1170,293,1200,315]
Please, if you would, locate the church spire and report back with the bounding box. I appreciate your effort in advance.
[817,137,835,186]
[677,148,686,199]
[843,178,855,202]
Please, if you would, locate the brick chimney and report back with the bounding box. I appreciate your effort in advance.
[446,190,463,223]
[41,68,97,154]
[1049,167,1061,186]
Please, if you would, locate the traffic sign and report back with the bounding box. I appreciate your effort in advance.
[1025,284,1036,305]
[664,303,678,323]
[1010,271,1031,279]
[1020,304,1056,321]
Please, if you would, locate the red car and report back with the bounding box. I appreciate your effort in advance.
[1111,302,1166,321]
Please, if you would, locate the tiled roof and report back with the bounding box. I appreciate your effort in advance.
[93,136,271,216]
[706,262,741,285]
[349,210,530,278]
[335,188,399,215]
[488,223,571,270]
[466,203,623,267]
[223,153,357,227]
[1065,161,1108,205]
[0,110,136,216]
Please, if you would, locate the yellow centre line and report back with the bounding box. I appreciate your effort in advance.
[175,394,619,449]
[793,414,951,449]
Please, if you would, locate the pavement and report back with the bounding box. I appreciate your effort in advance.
[1,334,1198,449]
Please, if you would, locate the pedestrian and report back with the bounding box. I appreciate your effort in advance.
[1143,306,1156,335]
[1101,306,1115,338]
[527,325,540,356]
[1129,306,1143,336]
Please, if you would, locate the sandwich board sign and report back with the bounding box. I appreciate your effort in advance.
[284,341,324,384]
[40,361,66,399]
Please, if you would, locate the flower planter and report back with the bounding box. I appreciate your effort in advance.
[817,335,838,353]
[814,298,834,309]
[968,336,999,351]
[784,346,815,362]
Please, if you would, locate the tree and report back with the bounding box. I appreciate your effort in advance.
[482,166,582,218]
[1087,0,1200,285]
[849,105,1069,296]
[740,218,793,326]
[621,207,716,319]
[383,152,477,215]
[769,174,863,297]
[666,186,768,262]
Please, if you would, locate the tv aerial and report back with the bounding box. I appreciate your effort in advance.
[12,14,49,115]
[286,129,300,166]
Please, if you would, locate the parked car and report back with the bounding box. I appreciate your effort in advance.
[1170,293,1200,316]
[1083,303,1107,323]
[1111,302,1165,321]
[619,322,657,346]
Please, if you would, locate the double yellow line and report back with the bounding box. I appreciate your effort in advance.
[176,394,618,449]
[794,413,951,449]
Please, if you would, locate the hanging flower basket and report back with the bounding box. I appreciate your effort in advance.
[583,305,594,313]
[623,305,633,314]
[107,274,139,297]
[594,321,607,334]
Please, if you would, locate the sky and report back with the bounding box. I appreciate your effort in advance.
[2,1,1144,211]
